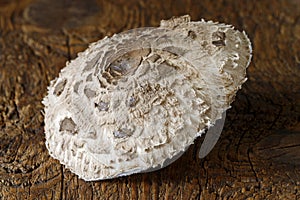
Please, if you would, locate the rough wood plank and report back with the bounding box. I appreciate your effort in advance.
[0,0,299,199]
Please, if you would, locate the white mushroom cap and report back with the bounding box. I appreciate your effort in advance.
[43,15,252,181]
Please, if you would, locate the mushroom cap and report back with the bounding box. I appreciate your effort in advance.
[43,15,252,181]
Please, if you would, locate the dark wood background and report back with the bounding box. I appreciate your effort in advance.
[0,0,299,199]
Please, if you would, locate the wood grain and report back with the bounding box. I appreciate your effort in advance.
[0,0,299,199]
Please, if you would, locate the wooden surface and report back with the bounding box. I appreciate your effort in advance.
[0,0,299,199]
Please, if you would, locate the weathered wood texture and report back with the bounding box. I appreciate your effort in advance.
[0,0,299,199]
